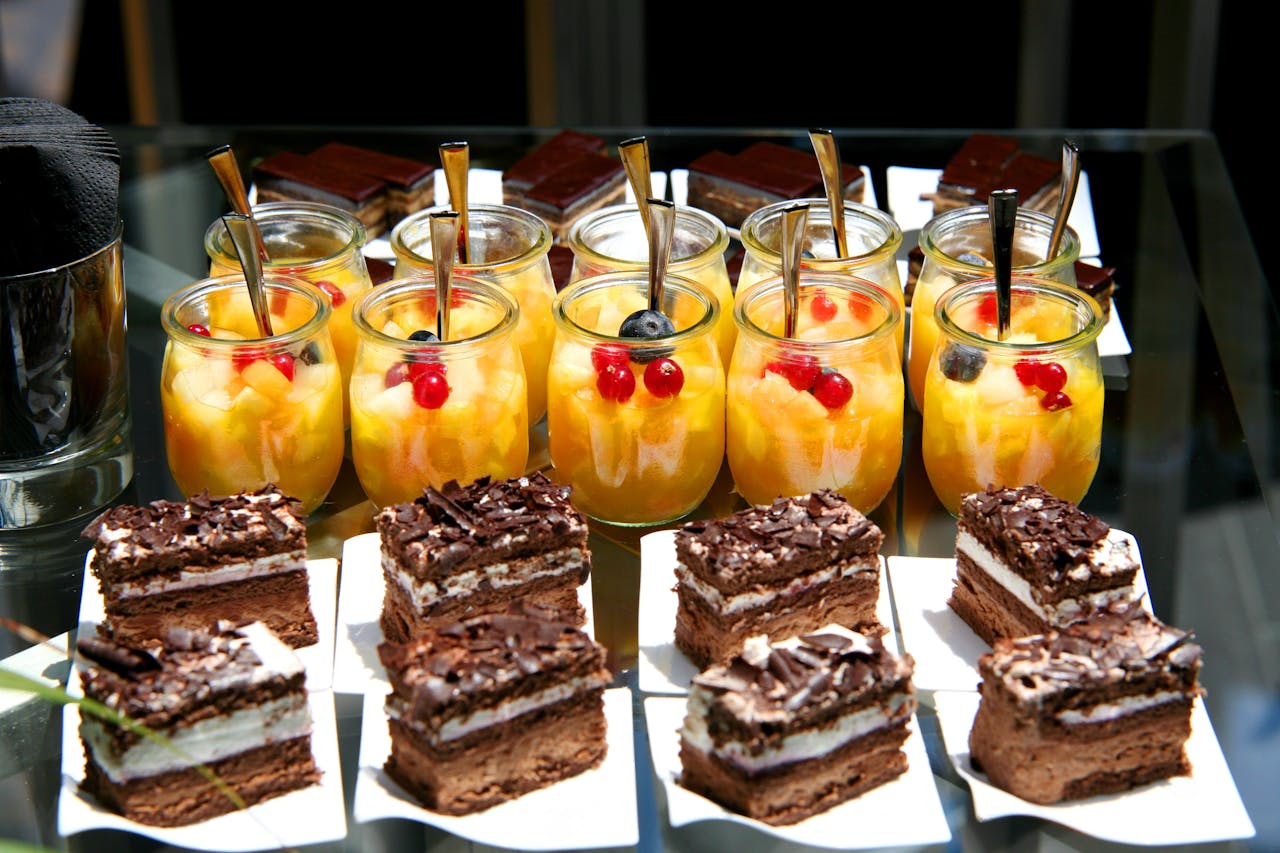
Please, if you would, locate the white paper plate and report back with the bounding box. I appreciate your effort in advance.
[76,553,338,692]
[636,529,898,696]
[332,532,595,694]
[353,686,638,850]
[886,530,1150,692]
[934,691,1255,845]
[57,691,347,850]
[644,696,950,848]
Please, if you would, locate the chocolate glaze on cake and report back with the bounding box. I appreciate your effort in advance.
[502,130,605,198]
[674,491,884,668]
[378,473,590,641]
[949,485,1140,644]
[969,604,1202,804]
[378,602,611,815]
[1074,260,1116,319]
[253,150,388,235]
[307,142,435,226]
[929,134,1060,215]
[679,629,915,826]
[84,486,318,648]
[77,622,319,826]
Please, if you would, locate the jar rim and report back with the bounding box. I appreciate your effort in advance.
[204,202,367,273]
[740,198,902,268]
[1,221,124,283]
[919,205,1080,274]
[566,203,730,271]
[734,272,901,351]
[934,276,1104,354]
[552,270,720,347]
[350,272,520,356]
[161,273,331,348]
[389,203,551,275]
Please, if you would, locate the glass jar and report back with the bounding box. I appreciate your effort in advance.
[349,274,528,508]
[738,198,904,353]
[204,201,373,424]
[567,204,734,366]
[548,271,724,526]
[909,206,1080,409]
[390,203,555,423]
[160,274,344,513]
[921,276,1105,515]
[728,272,903,513]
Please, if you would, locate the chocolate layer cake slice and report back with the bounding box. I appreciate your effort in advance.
[969,604,1202,804]
[378,603,612,815]
[949,485,1141,645]
[378,473,590,643]
[519,151,626,238]
[1074,260,1117,320]
[674,490,884,670]
[679,628,916,826]
[77,621,320,826]
[253,150,388,236]
[502,129,605,207]
[84,486,318,648]
[308,142,436,227]
[927,134,1060,215]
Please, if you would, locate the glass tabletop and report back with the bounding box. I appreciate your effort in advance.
[0,126,1274,852]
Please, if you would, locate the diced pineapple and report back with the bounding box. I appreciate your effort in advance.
[241,358,293,400]
[362,380,417,424]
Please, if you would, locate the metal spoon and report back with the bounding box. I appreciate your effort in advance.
[220,213,273,337]
[620,136,654,237]
[781,203,810,339]
[207,145,269,264]
[647,198,675,314]
[430,211,460,342]
[989,189,1018,341]
[1046,139,1081,262]
[808,128,849,258]
[439,142,470,264]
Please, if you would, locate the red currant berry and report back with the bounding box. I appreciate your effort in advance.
[385,362,411,388]
[977,293,998,325]
[1036,361,1067,394]
[811,369,853,410]
[232,350,258,372]
[1041,390,1072,411]
[267,353,295,381]
[316,280,346,308]
[1014,359,1040,387]
[596,363,635,403]
[187,323,212,337]
[591,344,630,373]
[412,370,450,409]
[407,360,447,383]
[643,358,684,397]
[847,293,873,321]
[765,355,821,391]
[810,289,837,322]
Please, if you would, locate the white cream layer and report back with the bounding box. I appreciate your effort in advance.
[676,558,877,616]
[385,547,585,610]
[388,671,610,744]
[1056,690,1186,724]
[81,693,312,783]
[956,529,1139,624]
[113,551,306,600]
[681,688,912,774]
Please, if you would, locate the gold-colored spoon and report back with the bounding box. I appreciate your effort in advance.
[429,210,460,342]
[781,203,810,339]
[206,145,269,264]
[808,128,849,258]
[439,141,470,264]
[619,136,654,237]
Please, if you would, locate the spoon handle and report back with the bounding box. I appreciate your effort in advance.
[221,213,273,338]
[1046,139,1081,261]
[989,189,1018,342]
[440,142,470,265]
[207,145,269,263]
[620,136,653,236]
[781,203,809,339]
[808,129,849,258]
[430,211,460,342]
[647,198,676,313]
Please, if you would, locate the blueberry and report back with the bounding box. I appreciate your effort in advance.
[939,342,986,383]
[617,309,675,363]
[408,329,439,343]
[297,341,322,365]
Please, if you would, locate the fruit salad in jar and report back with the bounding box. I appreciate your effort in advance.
[348,274,528,509]
[728,273,904,513]
[921,276,1105,515]
[547,271,724,526]
[391,204,555,422]
[160,274,344,513]
[205,202,374,424]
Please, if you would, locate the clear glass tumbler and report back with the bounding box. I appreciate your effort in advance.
[349,274,528,508]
